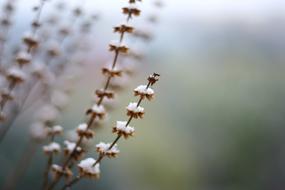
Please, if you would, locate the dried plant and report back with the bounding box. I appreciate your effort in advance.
[60,73,160,190]
[0,0,48,140]
[0,0,164,189]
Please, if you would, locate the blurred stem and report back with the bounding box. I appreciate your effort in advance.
[60,175,81,190]
[43,135,55,190]
[48,3,135,190]
[92,84,148,167]
[47,115,95,190]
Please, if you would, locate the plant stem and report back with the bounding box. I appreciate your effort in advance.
[92,82,150,167]
[60,175,81,190]
[47,115,95,190]
[48,3,135,190]
[42,135,55,190]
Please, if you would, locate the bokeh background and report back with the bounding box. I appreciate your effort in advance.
[1,0,285,190]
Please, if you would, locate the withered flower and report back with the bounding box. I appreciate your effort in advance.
[96,142,120,158]
[1,18,11,26]
[126,102,144,119]
[0,89,14,101]
[122,5,141,18]
[95,89,114,99]
[6,66,27,84]
[112,121,135,139]
[78,158,100,179]
[51,164,73,179]
[109,41,129,53]
[76,123,94,139]
[22,33,39,50]
[134,85,155,100]
[86,104,106,119]
[64,141,84,161]
[47,125,63,136]
[148,73,160,85]
[102,66,123,77]
[43,142,61,155]
[15,51,32,66]
[114,23,134,34]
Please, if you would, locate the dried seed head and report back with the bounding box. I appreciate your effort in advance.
[51,164,73,179]
[76,123,94,139]
[78,158,100,179]
[95,89,114,99]
[86,105,106,120]
[113,23,134,34]
[128,0,142,3]
[73,7,83,17]
[0,88,14,101]
[3,3,14,13]
[32,20,41,29]
[109,41,129,53]
[6,66,27,84]
[59,26,71,36]
[134,85,154,100]
[1,18,11,26]
[15,51,32,66]
[148,73,160,86]
[112,121,135,139]
[122,5,141,18]
[102,66,123,78]
[64,140,84,160]
[47,125,63,136]
[47,41,61,57]
[43,142,61,155]
[96,142,120,158]
[22,33,39,50]
[126,102,144,119]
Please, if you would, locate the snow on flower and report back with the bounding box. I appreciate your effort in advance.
[76,123,94,139]
[51,164,73,178]
[96,142,120,158]
[15,51,32,65]
[134,85,154,100]
[6,66,27,83]
[43,142,61,154]
[78,158,100,179]
[64,140,82,154]
[47,125,63,136]
[112,121,135,138]
[86,104,106,119]
[126,102,144,118]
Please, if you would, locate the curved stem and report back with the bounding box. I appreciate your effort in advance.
[60,175,81,190]
[42,135,55,190]
[92,82,150,167]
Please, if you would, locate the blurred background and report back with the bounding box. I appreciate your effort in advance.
[1,0,285,190]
